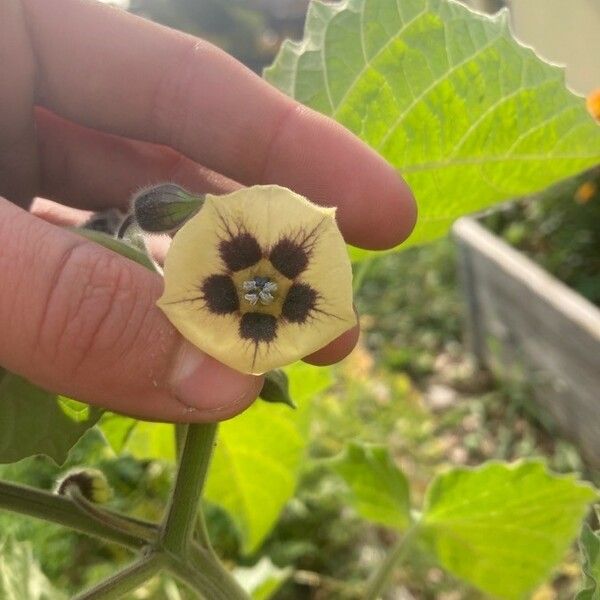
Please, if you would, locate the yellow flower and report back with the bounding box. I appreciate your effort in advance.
[158,185,355,375]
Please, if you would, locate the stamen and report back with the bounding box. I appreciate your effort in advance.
[242,277,278,306]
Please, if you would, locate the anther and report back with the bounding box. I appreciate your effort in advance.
[242,277,278,306]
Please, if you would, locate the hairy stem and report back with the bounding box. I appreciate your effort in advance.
[168,549,249,600]
[0,479,151,549]
[189,542,250,598]
[364,526,418,600]
[73,553,163,600]
[66,485,155,543]
[160,423,217,555]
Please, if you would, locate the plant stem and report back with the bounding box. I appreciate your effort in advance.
[0,479,151,549]
[160,423,218,555]
[66,485,155,543]
[189,542,250,599]
[73,553,163,599]
[364,526,418,600]
[168,550,249,600]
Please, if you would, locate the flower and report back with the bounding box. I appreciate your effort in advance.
[586,88,600,122]
[158,185,355,374]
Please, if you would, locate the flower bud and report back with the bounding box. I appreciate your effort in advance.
[55,468,113,504]
[133,183,204,233]
[259,369,296,408]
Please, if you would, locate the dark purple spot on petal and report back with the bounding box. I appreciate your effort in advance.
[220,233,262,271]
[239,312,278,343]
[269,238,309,279]
[281,283,317,323]
[202,274,239,314]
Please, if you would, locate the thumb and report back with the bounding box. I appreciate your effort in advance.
[0,197,262,422]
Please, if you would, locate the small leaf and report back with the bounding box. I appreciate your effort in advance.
[98,413,138,454]
[259,370,296,408]
[265,0,600,257]
[576,522,600,600]
[205,362,332,553]
[72,227,157,271]
[420,461,598,599]
[330,442,411,530]
[234,557,290,600]
[0,373,101,465]
[0,537,66,600]
[57,397,92,423]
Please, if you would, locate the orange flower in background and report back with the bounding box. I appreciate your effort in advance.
[586,89,600,122]
[575,180,597,204]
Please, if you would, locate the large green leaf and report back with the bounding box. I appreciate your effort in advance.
[0,537,66,600]
[577,522,600,600]
[265,0,600,256]
[420,461,597,599]
[205,362,333,553]
[0,374,101,465]
[330,442,411,530]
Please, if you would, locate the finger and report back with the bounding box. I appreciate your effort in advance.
[303,322,360,366]
[0,197,263,422]
[30,197,172,265]
[30,197,93,227]
[23,0,416,249]
[0,0,38,205]
[36,108,238,212]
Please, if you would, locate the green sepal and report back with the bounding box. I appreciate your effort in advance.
[259,370,296,409]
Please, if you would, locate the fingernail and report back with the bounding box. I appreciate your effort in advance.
[169,341,260,414]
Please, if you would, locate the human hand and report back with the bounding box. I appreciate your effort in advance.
[0,0,416,422]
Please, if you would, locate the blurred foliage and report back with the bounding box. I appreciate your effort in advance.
[127,0,309,73]
[483,167,600,306]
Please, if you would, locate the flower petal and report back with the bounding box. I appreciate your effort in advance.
[158,185,355,374]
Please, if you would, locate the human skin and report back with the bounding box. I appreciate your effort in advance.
[0,0,416,422]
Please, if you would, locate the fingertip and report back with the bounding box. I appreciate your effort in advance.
[303,323,360,366]
[169,342,263,422]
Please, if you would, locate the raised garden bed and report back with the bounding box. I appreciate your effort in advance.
[454,216,600,465]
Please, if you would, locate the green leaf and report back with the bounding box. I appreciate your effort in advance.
[100,413,174,462]
[234,557,290,600]
[0,537,66,600]
[576,522,600,600]
[330,442,411,530]
[205,362,332,553]
[0,373,101,465]
[72,227,157,271]
[265,0,600,256]
[124,421,175,462]
[420,461,598,599]
[259,370,296,408]
[98,413,138,454]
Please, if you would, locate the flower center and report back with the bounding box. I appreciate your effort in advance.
[242,276,278,306]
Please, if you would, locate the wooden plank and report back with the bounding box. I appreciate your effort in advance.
[454,217,600,464]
